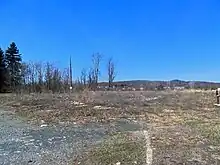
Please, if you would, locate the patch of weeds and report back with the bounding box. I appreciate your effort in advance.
[185,119,205,128]
[16,110,34,118]
[78,132,146,165]
[186,119,220,145]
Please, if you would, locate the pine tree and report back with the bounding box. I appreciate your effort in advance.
[0,48,7,92]
[5,42,22,92]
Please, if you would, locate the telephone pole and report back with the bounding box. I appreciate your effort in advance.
[167,80,171,89]
[69,56,73,89]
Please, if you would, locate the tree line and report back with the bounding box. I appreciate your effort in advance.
[0,42,116,93]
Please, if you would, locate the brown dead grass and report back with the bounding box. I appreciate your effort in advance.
[0,92,150,124]
[1,90,220,164]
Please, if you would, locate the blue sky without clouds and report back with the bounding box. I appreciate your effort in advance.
[0,0,220,82]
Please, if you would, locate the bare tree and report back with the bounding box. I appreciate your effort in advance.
[20,62,30,92]
[189,81,195,89]
[61,68,70,92]
[19,60,76,93]
[45,62,53,91]
[87,67,94,89]
[75,77,84,91]
[29,61,36,92]
[107,57,116,88]
[90,53,102,89]
[80,68,87,87]
[35,62,44,93]
[51,68,62,93]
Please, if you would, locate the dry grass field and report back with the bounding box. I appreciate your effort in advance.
[1,90,220,164]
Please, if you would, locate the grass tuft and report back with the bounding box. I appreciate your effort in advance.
[78,132,146,165]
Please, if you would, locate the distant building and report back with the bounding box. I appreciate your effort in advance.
[164,86,171,90]
[174,86,185,90]
[140,87,144,91]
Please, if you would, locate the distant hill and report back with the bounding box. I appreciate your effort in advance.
[99,79,220,90]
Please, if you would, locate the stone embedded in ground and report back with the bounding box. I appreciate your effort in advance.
[40,124,47,128]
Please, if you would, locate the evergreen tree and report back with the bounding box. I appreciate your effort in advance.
[5,42,22,92]
[0,48,7,92]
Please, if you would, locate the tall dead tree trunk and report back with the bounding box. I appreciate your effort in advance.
[107,57,116,88]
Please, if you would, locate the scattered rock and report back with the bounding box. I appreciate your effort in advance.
[40,124,47,128]
[93,105,112,110]
[12,102,21,107]
[59,121,65,125]
[72,101,85,105]
[28,160,33,163]
[163,109,174,113]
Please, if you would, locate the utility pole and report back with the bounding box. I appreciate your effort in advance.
[69,56,73,90]
[167,80,171,90]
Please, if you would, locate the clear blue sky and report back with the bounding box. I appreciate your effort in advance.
[0,0,220,82]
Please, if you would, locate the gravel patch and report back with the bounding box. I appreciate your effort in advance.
[0,108,142,165]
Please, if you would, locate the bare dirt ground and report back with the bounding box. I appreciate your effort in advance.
[1,90,220,164]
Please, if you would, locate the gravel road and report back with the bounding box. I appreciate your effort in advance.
[0,109,142,165]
